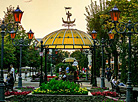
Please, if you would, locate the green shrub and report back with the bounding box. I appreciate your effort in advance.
[32,79,88,95]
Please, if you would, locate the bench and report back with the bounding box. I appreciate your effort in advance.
[118,86,138,101]
[110,81,116,91]
[4,82,14,92]
[117,86,127,99]
[110,82,126,97]
[110,82,138,101]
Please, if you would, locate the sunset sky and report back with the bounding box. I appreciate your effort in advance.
[0,0,97,38]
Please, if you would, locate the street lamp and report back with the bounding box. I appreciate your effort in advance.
[11,29,34,88]
[85,50,89,81]
[0,6,23,101]
[50,49,58,76]
[91,29,114,88]
[91,29,97,87]
[110,5,138,102]
[39,41,44,86]
[44,48,49,84]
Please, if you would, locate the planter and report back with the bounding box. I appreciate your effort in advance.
[6,93,105,102]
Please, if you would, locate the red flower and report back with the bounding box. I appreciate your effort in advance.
[91,91,119,97]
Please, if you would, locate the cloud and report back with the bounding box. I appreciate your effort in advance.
[24,0,32,2]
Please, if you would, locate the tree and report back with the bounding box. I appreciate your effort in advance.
[85,0,138,84]
[0,5,36,71]
[70,50,87,69]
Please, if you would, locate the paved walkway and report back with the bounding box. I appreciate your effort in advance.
[3,72,138,90]
[4,73,138,101]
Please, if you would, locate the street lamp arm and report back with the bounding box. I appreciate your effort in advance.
[12,39,20,46]
[133,22,138,34]
[22,39,31,46]
[94,39,100,47]
[11,38,31,47]
[5,22,19,34]
[114,22,127,34]
[0,21,7,31]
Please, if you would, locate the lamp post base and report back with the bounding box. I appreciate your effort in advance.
[126,85,133,102]
[93,76,97,87]
[0,81,5,102]
[18,77,22,88]
[39,76,43,86]
[101,77,105,88]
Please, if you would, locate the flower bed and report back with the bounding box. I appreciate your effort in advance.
[102,97,126,102]
[91,87,109,90]
[5,91,31,96]
[15,86,35,91]
[6,94,105,102]
[32,79,88,95]
[91,91,119,97]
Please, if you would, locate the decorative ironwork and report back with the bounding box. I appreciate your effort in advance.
[62,7,76,28]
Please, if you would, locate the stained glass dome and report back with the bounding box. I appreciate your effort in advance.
[37,29,93,49]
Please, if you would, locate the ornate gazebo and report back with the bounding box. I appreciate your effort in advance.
[37,7,94,49]
[36,7,94,85]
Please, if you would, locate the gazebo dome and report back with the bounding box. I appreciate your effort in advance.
[37,8,94,49]
[37,29,93,49]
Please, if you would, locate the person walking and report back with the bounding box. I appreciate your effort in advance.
[10,64,15,81]
[25,69,27,81]
[6,73,14,91]
[106,66,112,81]
[66,66,69,74]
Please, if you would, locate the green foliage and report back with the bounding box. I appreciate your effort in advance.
[70,50,88,69]
[85,0,138,85]
[32,79,88,95]
[0,5,40,71]
[95,48,102,77]
[55,62,76,73]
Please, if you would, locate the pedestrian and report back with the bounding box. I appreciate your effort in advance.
[6,73,14,91]
[74,69,79,82]
[62,71,67,81]
[59,66,62,73]
[66,66,69,74]
[106,66,112,81]
[116,79,126,87]
[82,67,84,73]
[25,69,27,81]
[14,68,17,81]
[112,76,117,86]
[10,64,15,81]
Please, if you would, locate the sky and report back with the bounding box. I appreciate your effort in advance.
[0,0,97,38]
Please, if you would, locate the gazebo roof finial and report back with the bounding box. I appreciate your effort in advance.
[62,7,76,29]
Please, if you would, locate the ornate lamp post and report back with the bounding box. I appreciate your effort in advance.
[110,5,138,102]
[91,29,114,88]
[91,30,97,87]
[50,49,58,77]
[11,29,34,88]
[89,47,93,85]
[44,48,49,84]
[0,6,24,101]
[85,50,89,81]
[39,41,44,86]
